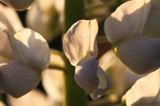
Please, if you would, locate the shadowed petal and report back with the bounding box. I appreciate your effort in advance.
[75,56,109,99]
[0,61,40,98]
[74,56,99,93]
[90,67,110,100]
[115,36,160,74]
[104,0,151,43]
[13,29,50,70]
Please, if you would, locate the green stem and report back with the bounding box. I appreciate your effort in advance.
[65,0,84,30]
[64,0,86,106]
[64,62,86,106]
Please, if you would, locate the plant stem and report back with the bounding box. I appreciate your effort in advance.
[65,0,84,30]
[64,0,86,106]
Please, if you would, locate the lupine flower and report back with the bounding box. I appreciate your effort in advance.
[0,5,50,97]
[104,0,160,74]
[8,51,67,106]
[26,0,64,41]
[63,19,109,100]
[0,0,34,11]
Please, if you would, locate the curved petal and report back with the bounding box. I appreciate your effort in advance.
[75,56,109,99]
[104,0,151,43]
[12,28,50,70]
[90,67,110,100]
[115,36,160,74]
[124,69,160,106]
[0,0,34,11]
[74,56,99,93]
[0,61,40,98]
[63,19,98,66]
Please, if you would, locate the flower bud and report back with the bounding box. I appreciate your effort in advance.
[63,19,98,66]
[12,28,50,70]
[0,61,40,98]
[0,0,34,11]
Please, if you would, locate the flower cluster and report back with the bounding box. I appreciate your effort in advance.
[0,1,50,97]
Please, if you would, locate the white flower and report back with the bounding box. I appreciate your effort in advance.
[63,19,109,100]
[0,5,50,97]
[104,0,160,74]
[63,19,98,66]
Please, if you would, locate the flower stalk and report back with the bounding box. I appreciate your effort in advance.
[64,0,86,106]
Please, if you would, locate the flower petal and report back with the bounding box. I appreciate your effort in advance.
[13,28,50,70]
[0,61,40,98]
[115,36,160,74]
[63,19,98,66]
[104,0,151,43]
[124,69,160,106]
[74,56,99,93]
[90,67,110,100]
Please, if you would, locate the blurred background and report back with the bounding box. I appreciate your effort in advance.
[0,0,143,106]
